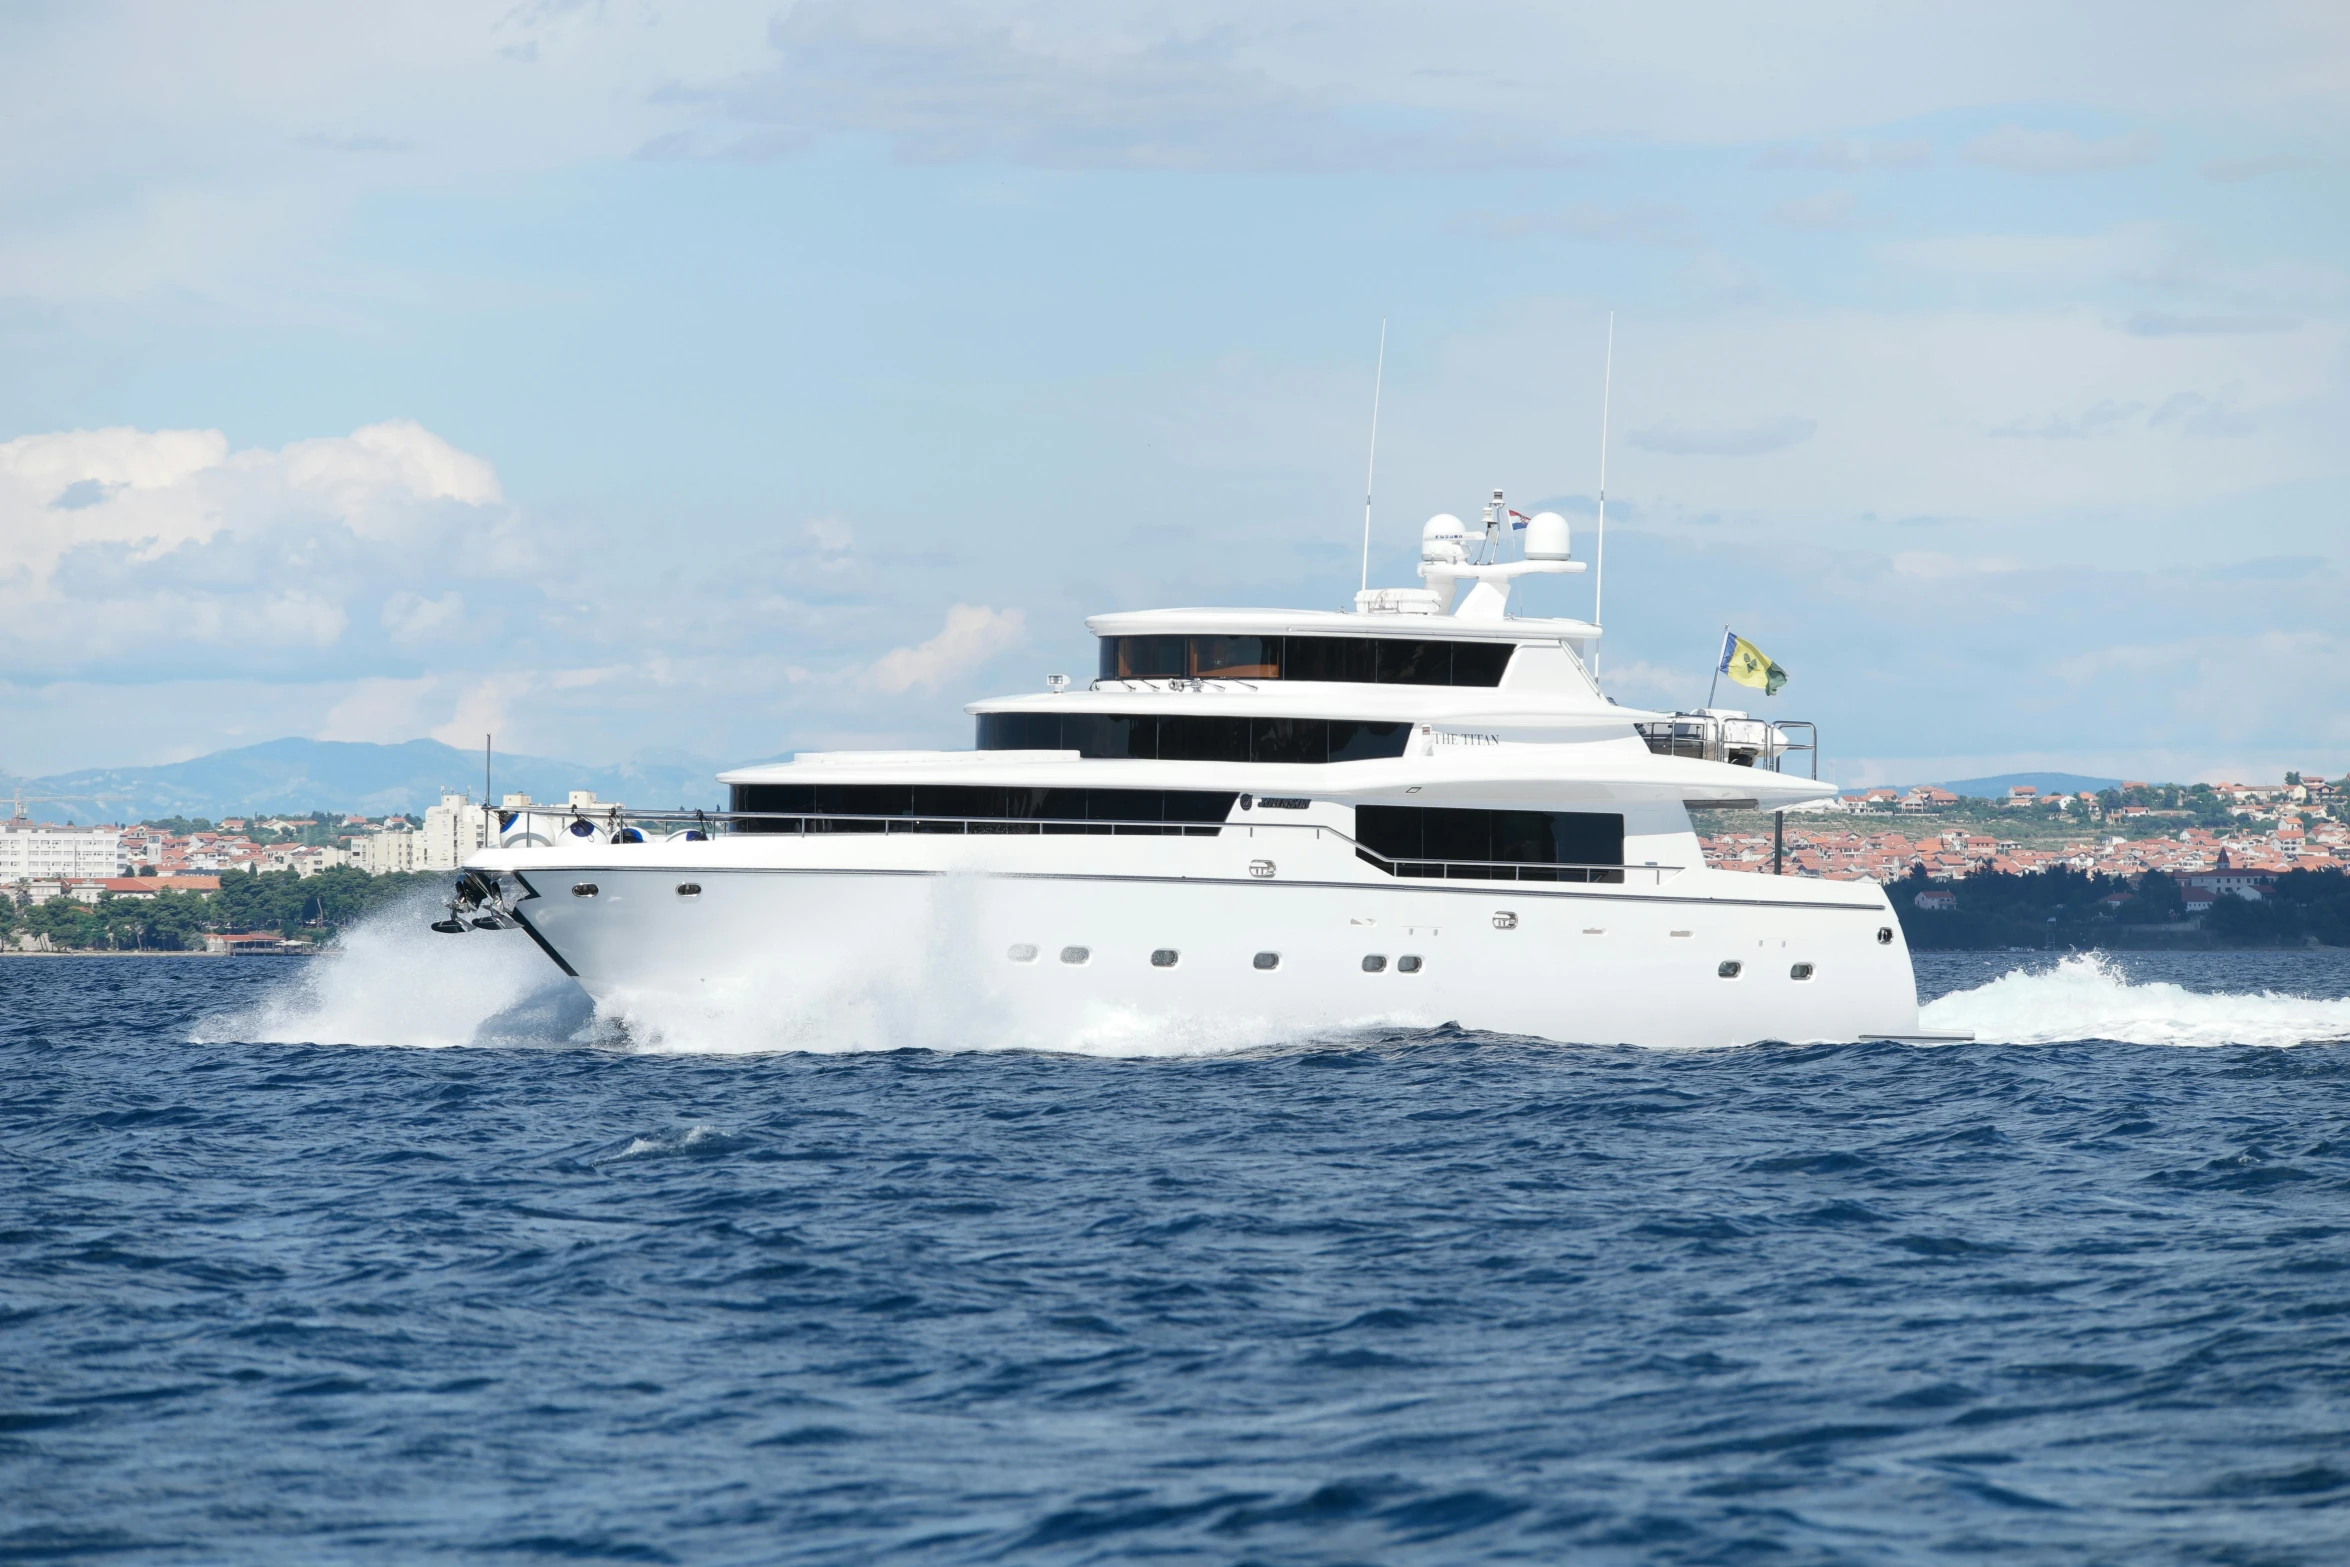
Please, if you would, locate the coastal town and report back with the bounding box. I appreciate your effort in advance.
[0,788,615,951]
[1698,776,2345,898]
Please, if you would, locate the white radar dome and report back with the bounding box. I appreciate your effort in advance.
[1523,511,1571,560]
[1420,513,1467,562]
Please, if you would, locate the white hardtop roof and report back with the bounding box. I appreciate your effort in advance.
[1086,607,1601,642]
[716,747,1833,810]
[968,689,1642,721]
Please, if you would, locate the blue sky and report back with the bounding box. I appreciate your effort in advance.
[1,1,2344,786]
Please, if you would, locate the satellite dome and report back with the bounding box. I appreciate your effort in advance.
[1421,513,1467,562]
[1523,511,1571,560]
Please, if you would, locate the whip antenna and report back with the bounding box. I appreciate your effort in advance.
[1592,311,1614,675]
[1358,319,1386,595]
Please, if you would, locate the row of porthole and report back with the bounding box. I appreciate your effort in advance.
[1719,961,1816,980]
[1008,945,1424,974]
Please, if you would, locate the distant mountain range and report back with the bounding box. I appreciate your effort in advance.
[1,738,730,822]
[1928,772,2123,799]
[0,742,2136,826]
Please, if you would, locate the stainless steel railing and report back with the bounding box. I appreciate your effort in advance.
[1636,714,1817,778]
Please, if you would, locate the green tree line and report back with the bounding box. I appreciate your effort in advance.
[1895,865,2350,950]
[6,867,449,951]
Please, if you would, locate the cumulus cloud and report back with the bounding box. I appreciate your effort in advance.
[864,603,1026,693]
[665,0,1586,173]
[0,420,527,681]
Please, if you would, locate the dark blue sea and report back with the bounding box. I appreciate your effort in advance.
[8,931,2350,1564]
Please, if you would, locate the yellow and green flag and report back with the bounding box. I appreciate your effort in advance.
[1718,631,1787,696]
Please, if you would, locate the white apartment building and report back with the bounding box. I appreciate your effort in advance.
[0,821,124,883]
[351,822,419,875]
[420,791,489,872]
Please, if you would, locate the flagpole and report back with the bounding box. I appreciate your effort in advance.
[1358,319,1386,596]
[1706,625,1727,710]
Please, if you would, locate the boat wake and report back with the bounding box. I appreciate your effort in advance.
[1920,953,2350,1048]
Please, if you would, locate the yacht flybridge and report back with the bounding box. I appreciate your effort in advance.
[447,496,1934,1050]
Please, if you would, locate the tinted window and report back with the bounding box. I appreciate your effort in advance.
[1095,635,1514,687]
[1158,714,1252,764]
[1375,639,1452,686]
[1191,634,1279,678]
[1328,720,1413,762]
[1450,642,1515,685]
[730,783,1236,835]
[1280,636,1375,683]
[1248,717,1326,765]
[1354,805,1625,882]
[1103,635,1186,679]
[978,714,1412,765]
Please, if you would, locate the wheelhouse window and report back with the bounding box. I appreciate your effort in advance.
[1354,805,1624,883]
[976,713,1412,764]
[1097,634,1515,688]
[729,784,1236,836]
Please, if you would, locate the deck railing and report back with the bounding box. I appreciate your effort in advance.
[482,806,1684,887]
[1637,714,1817,778]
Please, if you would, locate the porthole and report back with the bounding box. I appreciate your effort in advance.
[1362,954,1387,972]
[1718,960,1743,979]
[1008,944,1038,963]
[571,883,598,898]
[1790,962,1815,981]
[675,883,701,898]
[1876,926,1894,945]
[1151,949,1179,968]
[1670,930,1692,939]
[1492,911,1518,930]
[1397,955,1423,974]
[1060,946,1091,965]
[1252,951,1280,970]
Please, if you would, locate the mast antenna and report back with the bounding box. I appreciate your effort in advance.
[1358,319,1387,595]
[1592,311,1614,675]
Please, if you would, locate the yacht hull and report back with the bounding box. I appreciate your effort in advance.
[482,841,1920,1052]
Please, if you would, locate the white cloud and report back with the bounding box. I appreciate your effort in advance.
[0,420,524,679]
[1960,126,2161,174]
[864,603,1027,693]
[382,590,466,645]
[431,678,510,748]
[317,677,438,743]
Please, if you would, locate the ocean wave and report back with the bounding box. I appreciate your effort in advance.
[1922,952,2350,1048]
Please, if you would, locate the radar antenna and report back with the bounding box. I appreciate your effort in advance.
[1592,311,1614,676]
[1358,319,1386,595]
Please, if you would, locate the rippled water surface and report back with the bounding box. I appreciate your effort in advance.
[8,941,2350,1564]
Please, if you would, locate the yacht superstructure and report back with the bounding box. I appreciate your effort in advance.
[451,499,1932,1050]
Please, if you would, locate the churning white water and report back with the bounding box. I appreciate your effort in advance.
[1920,953,2350,1048]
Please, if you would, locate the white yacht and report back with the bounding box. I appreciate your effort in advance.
[450,499,1933,1050]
